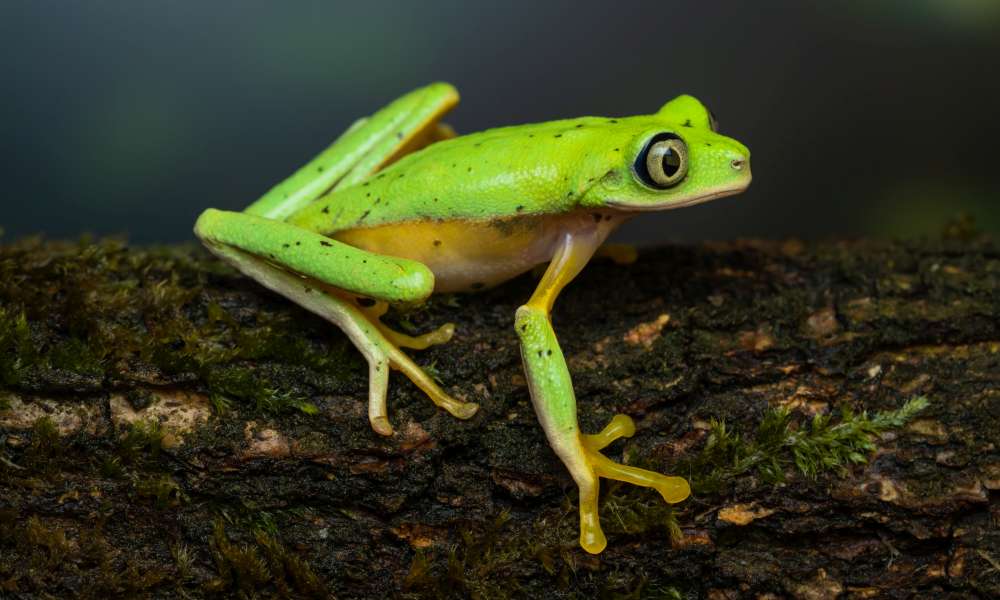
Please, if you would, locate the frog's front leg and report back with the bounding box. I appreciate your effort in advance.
[515,228,690,554]
[194,209,477,436]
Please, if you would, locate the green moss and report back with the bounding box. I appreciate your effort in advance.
[23,516,71,568]
[0,238,352,418]
[0,307,32,386]
[680,396,930,495]
[134,474,186,508]
[205,364,318,415]
[118,419,164,463]
[207,520,325,597]
[170,542,194,581]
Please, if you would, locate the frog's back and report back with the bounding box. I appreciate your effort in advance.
[287,116,646,234]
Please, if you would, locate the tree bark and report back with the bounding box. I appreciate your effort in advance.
[0,232,997,599]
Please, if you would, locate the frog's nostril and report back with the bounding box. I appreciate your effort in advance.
[730,157,747,171]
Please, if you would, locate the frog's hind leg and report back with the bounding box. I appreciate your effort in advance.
[244,82,459,221]
[194,209,478,436]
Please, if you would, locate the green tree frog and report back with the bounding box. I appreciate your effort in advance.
[195,83,751,554]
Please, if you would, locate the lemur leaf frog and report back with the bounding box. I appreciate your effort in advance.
[195,83,751,553]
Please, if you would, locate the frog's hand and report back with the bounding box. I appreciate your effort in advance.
[194,209,477,435]
[246,82,459,221]
[515,228,690,555]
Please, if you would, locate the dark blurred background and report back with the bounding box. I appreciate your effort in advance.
[2,1,999,244]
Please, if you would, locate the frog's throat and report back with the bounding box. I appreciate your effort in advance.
[605,180,751,212]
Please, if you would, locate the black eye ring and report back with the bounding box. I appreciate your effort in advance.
[634,133,688,189]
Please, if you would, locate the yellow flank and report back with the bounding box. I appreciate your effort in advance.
[332,212,599,293]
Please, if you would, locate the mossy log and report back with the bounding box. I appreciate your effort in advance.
[0,232,998,599]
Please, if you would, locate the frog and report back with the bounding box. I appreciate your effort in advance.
[194,82,751,554]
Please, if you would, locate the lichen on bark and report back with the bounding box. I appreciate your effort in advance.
[0,230,998,598]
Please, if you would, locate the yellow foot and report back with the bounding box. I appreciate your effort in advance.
[574,414,691,554]
[386,344,479,420]
[353,298,474,436]
[357,299,456,350]
[382,321,455,350]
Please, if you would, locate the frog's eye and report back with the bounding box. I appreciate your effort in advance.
[708,108,720,132]
[636,133,688,189]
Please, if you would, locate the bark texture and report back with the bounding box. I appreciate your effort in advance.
[0,231,998,599]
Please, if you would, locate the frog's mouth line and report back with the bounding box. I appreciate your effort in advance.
[606,179,751,212]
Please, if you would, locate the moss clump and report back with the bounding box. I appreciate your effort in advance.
[134,474,186,509]
[680,396,930,495]
[118,419,165,463]
[0,307,33,387]
[206,520,325,597]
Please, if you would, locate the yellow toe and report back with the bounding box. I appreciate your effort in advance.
[580,526,607,555]
[654,476,691,504]
[370,416,394,437]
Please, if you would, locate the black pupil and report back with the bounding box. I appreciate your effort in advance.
[661,146,681,176]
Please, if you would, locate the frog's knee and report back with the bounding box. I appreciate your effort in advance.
[193,208,224,240]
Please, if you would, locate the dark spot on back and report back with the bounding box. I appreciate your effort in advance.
[516,205,524,212]
[397,131,404,140]
[554,134,562,138]
[682,119,692,127]
[608,119,618,124]
[359,209,371,221]
[433,240,441,247]
[321,206,330,214]
[575,123,583,128]
[320,240,332,247]
[317,166,324,172]
[613,148,620,152]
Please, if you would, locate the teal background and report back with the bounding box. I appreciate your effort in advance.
[2,1,999,243]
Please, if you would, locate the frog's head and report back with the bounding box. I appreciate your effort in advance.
[583,95,751,212]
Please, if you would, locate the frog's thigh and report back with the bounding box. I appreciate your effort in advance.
[196,209,433,303]
[245,82,459,221]
[194,209,477,434]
